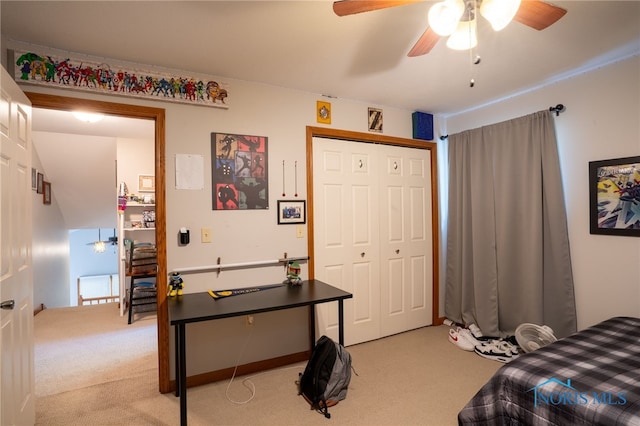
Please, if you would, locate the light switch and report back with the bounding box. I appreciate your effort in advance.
[296,225,304,238]
[201,228,212,243]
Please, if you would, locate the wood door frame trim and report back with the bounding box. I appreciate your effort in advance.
[305,126,441,324]
[25,92,171,393]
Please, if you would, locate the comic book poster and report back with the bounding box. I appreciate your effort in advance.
[211,133,268,210]
[590,156,640,236]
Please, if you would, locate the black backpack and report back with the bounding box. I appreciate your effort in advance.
[298,335,352,419]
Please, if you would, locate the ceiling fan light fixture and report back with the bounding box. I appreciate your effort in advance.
[428,0,465,36]
[480,0,521,31]
[446,18,478,50]
[93,240,106,253]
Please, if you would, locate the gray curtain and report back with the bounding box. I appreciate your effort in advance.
[444,110,577,338]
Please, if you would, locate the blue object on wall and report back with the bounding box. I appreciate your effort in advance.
[412,111,434,141]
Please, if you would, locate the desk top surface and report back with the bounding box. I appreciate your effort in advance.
[168,279,352,325]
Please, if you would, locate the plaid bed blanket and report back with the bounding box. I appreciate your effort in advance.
[458,316,640,425]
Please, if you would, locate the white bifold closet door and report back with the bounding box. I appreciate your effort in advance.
[313,137,433,346]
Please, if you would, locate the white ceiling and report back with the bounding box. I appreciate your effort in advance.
[2,1,640,116]
[32,109,154,140]
[3,1,640,229]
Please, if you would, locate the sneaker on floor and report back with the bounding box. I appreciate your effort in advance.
[448,327,475,351]
[474,340,519,363]
[458,328,482,349]
[468,324,483,338]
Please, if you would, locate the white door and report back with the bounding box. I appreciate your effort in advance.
[313,137,381,346]
[378,144,432,337]
[0,66,35,425]
[313,138,433,346]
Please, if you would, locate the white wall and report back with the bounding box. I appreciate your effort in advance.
[116,137,155,199]
[444,55,640,330]
[14,58,416,376]
[31,149,69,308]
[15,45,639,375]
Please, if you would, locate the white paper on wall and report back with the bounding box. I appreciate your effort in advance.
[175,154,204,190]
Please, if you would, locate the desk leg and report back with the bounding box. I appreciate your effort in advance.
[338,299,345,346]
[175,325,180,397]
[310,305,316,347]
[178,323,187,426]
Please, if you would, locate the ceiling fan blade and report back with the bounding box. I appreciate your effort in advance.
[333,0,422,17]
[408,27,440,57]
[513,0,567,30]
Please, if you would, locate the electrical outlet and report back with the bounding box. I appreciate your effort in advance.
[296,224,304,238]
[246,315,254,326]
[201,228,212,243]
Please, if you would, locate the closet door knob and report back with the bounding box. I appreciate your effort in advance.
[360,252,365,257]
[0,300,15,310]
[395,249,400,254]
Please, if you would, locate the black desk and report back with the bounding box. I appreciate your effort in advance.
[168,279,352,426]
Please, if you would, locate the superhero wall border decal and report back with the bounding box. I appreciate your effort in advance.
[211,133,268,210]
[13,49,229,108]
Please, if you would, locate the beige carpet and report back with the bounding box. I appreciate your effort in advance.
[35,305,501,425]
[34,303,157,397]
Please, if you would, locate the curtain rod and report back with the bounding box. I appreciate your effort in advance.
[171,255,309,276]
[439,103,566,140]
[549,104,565,116]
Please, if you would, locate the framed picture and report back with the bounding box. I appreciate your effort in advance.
[138,174,155,192]
[368,107,383,132]
[211,132,268,210]
[589,156,640,236]
[43,181,51,205]
[316,101,331,125]
[37,172,44,194]
[277,200,306,224]
[31,168,37,191]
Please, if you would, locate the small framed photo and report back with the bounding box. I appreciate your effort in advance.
[31,168,37,191]
[138,174,155,192]
[589,155,640,236]
[368,107,383,132]
[43,181,51,205]
[316,101,331,125]
[37,172,44,194]
[277,200,306,224]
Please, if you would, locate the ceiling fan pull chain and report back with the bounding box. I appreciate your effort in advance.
[469,0,476,88]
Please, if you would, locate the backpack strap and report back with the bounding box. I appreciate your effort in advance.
[319,399,331,419]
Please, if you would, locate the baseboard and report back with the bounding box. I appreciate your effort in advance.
[433,316,446,326]
[167,350,310,393]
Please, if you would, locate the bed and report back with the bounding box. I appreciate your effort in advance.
[458,316,640,425]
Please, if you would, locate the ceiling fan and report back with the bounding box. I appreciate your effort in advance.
[87,229,118,253]
[332,0,567,57]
